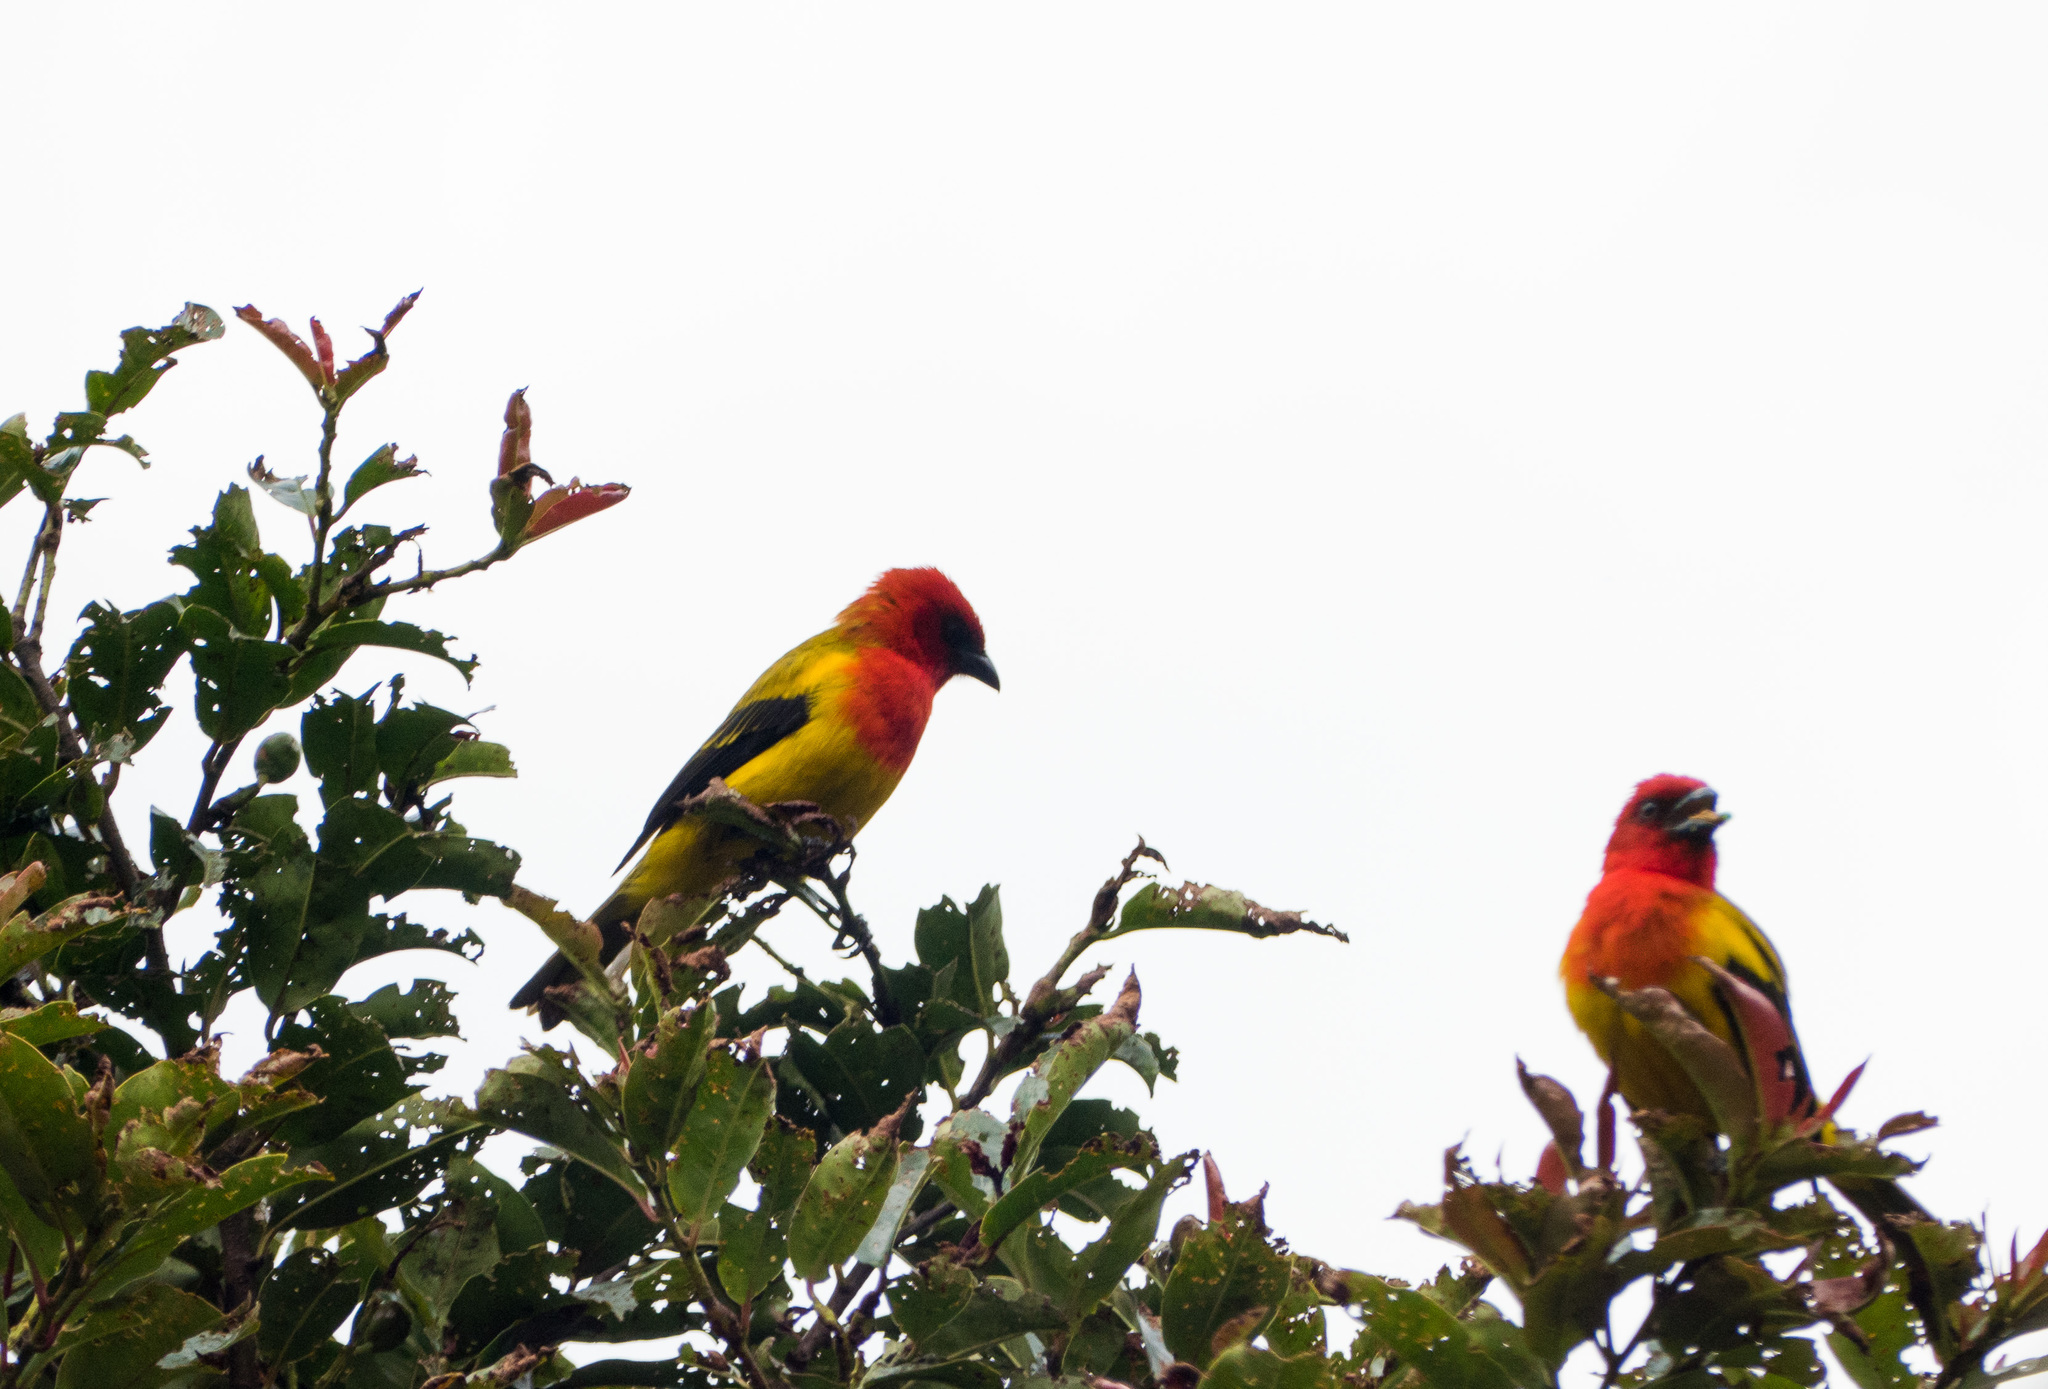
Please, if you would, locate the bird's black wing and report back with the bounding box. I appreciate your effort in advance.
[614,694,812,871]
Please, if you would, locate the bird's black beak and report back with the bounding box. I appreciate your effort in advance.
[1668,786,1729,838]
[954,648,1000,691]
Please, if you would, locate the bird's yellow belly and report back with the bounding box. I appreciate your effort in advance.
[612,716,905,931]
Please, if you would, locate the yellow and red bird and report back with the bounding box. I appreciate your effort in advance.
[512,567,997,1028]
[1558,774,1816,1121]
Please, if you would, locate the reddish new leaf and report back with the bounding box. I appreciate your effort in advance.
[235,306,326,392]
[1694,956,1806,1127]
[522,479,631,541]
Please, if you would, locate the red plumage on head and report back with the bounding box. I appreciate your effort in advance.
[1603,773,1720,886]
[837,567,986,682]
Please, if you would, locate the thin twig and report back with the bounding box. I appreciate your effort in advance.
[788,1264,875,1371]
[24,506,60,646]
[959,838,1160,1110]
[288,406,341,648]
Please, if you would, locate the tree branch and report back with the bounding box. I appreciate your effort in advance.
[959,838,1160,1110]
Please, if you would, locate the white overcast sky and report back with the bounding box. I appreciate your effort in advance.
[7,4,2048,1373]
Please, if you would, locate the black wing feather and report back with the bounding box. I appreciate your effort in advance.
[614,694,812,871]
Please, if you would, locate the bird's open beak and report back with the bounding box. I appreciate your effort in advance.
[1669,785,1730,837]
[954,649,1000,690]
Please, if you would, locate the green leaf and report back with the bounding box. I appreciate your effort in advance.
[666,1048,776,1237]
[1201,1345,1332,1389]
[421,738,515,786]
[301,689,381,805]
[1111,882,1346,944]
[788,1114,904,1282]
[96,1153,331,1295]
[854,1146,933,1266]
[1009,972,1141,1177]
[225,801,317,1012]
[1350,1276,1552,1389]
[407,1156,505,1329]
[712,1113,814,1301]
[477,1066,651,1215]
[258,1247,357,1364]
[342,443,424,513]
[274,996,418,1146]
[53,1284,221,1389]
[0,1000,103,1046]
[526,1155,661,1281]
[181,605,292,740]
[80,304,224,419]
[915,885,1009,1018]
[911,1275,1068,1358]
[782,1021,926,1140]
[928,1109,1005,1221]
[308,620,478,683]
[171,487,277,637]
[982,1136,1158,1254]
[1160,1198,1294,1368]
[621,1003,717,1157]
[271,1100,475,1232]
[0,416,33,511]
[350,980,460,1040]
[65,600,186,755]
[0,1030,98,1228]
[0,891,128,979]
[1062,1151,1193,1318]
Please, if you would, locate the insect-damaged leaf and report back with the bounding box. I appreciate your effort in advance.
[621,1003,716,1158]
[788,1109,905,1282]
[1009,971,1141,1178]
[66,600,186,755]
[1111,882,1346,944]
[666,1047,776,1238]
[81,303,225,419]
[306,619,478,684]
[52,1284,221,1389]
[1160,1192,1294,1368]
[477,1065,651,1215]
[341,442,423,513]
[914,885,1009,1018]
[712,1115,816,1301]
[0,1030,98,1231]
[258,1247,357,1364]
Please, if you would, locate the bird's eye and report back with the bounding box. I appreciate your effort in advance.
[1636,801,1662,822]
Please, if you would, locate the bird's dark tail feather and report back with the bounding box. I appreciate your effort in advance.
[509,901,636,1030]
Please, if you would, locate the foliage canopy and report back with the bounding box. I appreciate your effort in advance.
[0,299,2033,1389]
